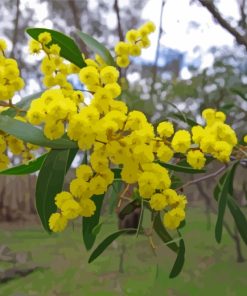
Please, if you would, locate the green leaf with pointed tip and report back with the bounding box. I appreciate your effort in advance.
[169,238,185,278]
[26,28,86,68]
[153,214,179,253]
[76,31,115,66]
[35,148,76,233]
[0,115,77,149]
[83,194,105,250]
[158,161,206,174]
[231,88,247,102]
[0,154,47,175]
[215,163,239,243]
[228,198,247,245]
[88,229,137,263]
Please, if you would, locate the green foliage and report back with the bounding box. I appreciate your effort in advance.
[169,237,185,279]
[0,153,46,175]
[26,28,86,68]
[76,30,115,66]
[159,161,206,174]
[35,149,77,232]
[83,194,105,250]
[88,229,137,263]
[0,115,77,149]
[153,213,179,254]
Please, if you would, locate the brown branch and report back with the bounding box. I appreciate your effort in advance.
[177,164,227,191]
[150,0,166,101]
[67,0,89,58]
[198,0,247,51]
[10,0,20,58]
[114,0,124,41]
[238,0,247,30]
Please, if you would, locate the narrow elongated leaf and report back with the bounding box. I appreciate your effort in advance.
[231,88,247,102]
[169,239,185,278]
[1,91,43,117]
[228,198,247,245]
[112,168,121,179]
[66,148,78,171]
[76,31,115,66]
[0,154,47,175]
[215,163,238,243]
[171,113,198,127]
[83,194,105,250]
[88,229,137,263]
[153,214,178,253]
[158,161,206,174]
[26,28,86,68]
[0,115,77,149]
[118,199,141,220]
[35,149,70,232]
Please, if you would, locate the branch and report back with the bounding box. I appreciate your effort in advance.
[67,0,89,57]
[10,0,20,58]
[114,0,124,41]
[198,0,247,51]
[177,164,227,191]
[150,0,166,101]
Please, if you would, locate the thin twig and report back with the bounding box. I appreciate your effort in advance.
[10,0,20,58]
[114,0,124,41]
[177,164,227,191]
[150,0,166,102]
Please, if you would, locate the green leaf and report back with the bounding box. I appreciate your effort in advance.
[1,91,43,117]
[0,154,47,175]
[171,175,183,189]
[227,198,247,245]
[88,229,137,263]
[76,31,115,66]
[26,28,86,68]
[112,168,121,179]
[83,194,105,250]
[0,115,77,149]
[92,222,103,237]
[169,238,185,278]
[153,214,179,253]
[118,199,141,220]
[158,161,206,174]
[66,148,78,171]
[231,88,247,102]
[171,113,198,127]
[215,163,238,243]
[35,149,70,232]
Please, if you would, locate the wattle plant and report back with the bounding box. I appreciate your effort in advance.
[0,21,246,278]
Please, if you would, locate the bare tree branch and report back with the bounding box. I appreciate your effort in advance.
[67,0,89,57]
[150,0,166,101]
[114,0,124,41]
[10,0,20,58]
[198,0,247,51]
[177,164,227,191]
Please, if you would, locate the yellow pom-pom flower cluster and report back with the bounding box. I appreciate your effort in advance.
[0,39,25,101]
[191,109,237,163]
[26,28,239,233]
[28,32,80,90]
[115,21,156,68]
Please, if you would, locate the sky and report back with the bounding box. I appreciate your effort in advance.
[141,0,240,77]
[3,0,241,97]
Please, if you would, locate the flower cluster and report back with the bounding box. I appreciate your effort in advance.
[25,27,240,233]
[114,21,156,67]
[0,39,24,101]
[3,22,239,234]
[192,109,237,163]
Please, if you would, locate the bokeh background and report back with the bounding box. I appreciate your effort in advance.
[0,0,247,295]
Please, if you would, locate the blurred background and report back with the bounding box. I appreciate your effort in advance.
[0,0,247,295]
